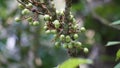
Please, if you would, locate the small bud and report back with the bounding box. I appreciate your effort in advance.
[60,34,65,41]
[26,3,33,8]
[83,47,89,53]
[45,30,51,34]
[44,14,51,21]
[22,9,30,15]
[53,20,60,28]
[65,35,71,42]
[33,21,39,25]
[15,17,21,22]
[80,27,86,32]
[73,34,79,39]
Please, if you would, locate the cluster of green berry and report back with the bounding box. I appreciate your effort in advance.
[43,10,88,53]
[15,1,39,25]
[15,0,89,54]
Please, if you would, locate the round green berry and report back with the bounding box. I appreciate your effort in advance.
[62,43,68,48]
[26,3,33,8]
[22,9,30,15]
[18,4,24,9]
[27,17,32,22]
[70,15,74,20]
[43,25,47,30]
[45,30,51,34]
[55,42,60,48]
[33,21,39,25]
[68,43,73,49]
[80,27,86,32]
[15,17,21,22]
[83,47,89,53]
[73,24,78,29]
[53,20,60,28]
[60,34,65,41]
[44,14,51,21]
[73,34,79,39]
[65,35,71,42]
[76,42,82,47]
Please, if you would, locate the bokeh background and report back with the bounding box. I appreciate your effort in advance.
[0,0,120,68]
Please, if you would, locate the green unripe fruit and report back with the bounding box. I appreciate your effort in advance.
[72,18,76,24]
[51,30,57,34]
[73,34,79,39]
[45,30,51,34]
[56,10,64,15]
[73,24,78,29]
[65,35,71,42]
[68,43,73,49]
[29,22,33,25]
[56,10,60,15]
[60,34,65,41]
[55,42,60,48]
[26,3,33,8]
[83,47,89,53]
[43,25,47,30]
[33,21,39,25]
[27,17,32,22]
[22,9,30,15]
[18,4,24,9]
[15,17,21,22]
[70,15,74,20]
[80,27,86,32]
[44,14,51,21]
[62,43,68,48]
[53,20,60,28]
[76,42,82,47]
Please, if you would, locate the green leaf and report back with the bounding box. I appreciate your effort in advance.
[116,49,120,61]
[58,58,93,68]
[111,20,120,25]
[106,41,120,46]
[114,62,120,68]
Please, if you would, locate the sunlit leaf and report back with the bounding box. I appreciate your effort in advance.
[111,20,120,25]
[106,41,120,46]
[116,49,120,61]
[58,58,93,68]
[114,62,120,68]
